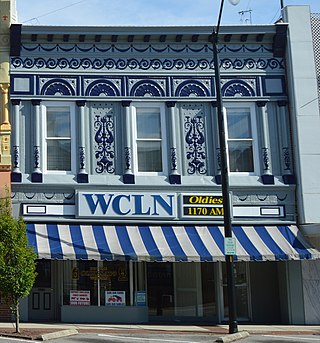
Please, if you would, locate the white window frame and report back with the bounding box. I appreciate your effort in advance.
[41,101,76,175]
[224,103,259,176]
[131,102,168,176]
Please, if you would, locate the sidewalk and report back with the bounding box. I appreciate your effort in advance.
[0,322,320,341]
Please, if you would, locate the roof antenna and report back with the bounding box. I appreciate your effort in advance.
[239,9,252,24]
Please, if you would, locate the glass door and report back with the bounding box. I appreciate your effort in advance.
[147,262,218,321]
[147,263,174,318]
[29,260,54,321]
[222,262,251,321]
[174,263,218,320]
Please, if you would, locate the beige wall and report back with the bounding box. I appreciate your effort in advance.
[0,0,16,194]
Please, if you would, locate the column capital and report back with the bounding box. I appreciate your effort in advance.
[31,99,42,106]
[11,99,21,106]
[256,101,268,108]
[121,100,132,108]
[76,100,86,107]
[277,100,287,107]
[166,101,176,108]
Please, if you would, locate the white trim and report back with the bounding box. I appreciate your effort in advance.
[224,102,260,176]
[131,102,168,176]
[41,101,76,174]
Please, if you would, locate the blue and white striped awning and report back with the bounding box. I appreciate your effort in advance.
[26,224,320,262]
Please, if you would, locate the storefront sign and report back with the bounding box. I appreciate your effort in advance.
[182,194,224,218]
[77,192,177,219]
[70,290,90,306]
[72,266,128,281]
[135,291,147,306]
[105,291,126,306]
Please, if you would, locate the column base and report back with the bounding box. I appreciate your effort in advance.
[31,172,43,183]
[123,174,135,184]
[11,172,22,183]
[283,174,295,184]
[215,175,221,185]
[261,174,274,185]
[169,174,181,184]
[77,173,88,183]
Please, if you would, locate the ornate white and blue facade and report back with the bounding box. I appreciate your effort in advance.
[8,14,320,324]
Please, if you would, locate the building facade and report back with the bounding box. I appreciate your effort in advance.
[0,0,16,321]
[8,8,320,324]
[0,0,15,193]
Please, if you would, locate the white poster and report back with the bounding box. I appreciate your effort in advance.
[105,291,126,306]
[70,290,90,306]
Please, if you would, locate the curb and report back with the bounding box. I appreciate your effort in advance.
[37,329,78,341]
[216,331,250,343]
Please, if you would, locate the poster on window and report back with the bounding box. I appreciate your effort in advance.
[105,291,126,306]
[135,291,146,306]
[70,290,90,306]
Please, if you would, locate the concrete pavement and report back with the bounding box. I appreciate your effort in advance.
[0,322,318,333]
[0,322,320,341]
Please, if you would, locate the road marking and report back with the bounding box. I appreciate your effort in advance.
[98,333,200,343]
[0,337,37,343]
[263,335,320,341]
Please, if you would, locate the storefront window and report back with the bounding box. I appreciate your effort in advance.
[100,261,130,306]
[201,263,217,318]
[222,262,250,320]
[147,262,217,320]
[63,261,98,305]
[34,260,51,288]
[63,261,130,307]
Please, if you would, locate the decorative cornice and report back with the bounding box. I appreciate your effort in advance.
[10,75,285,99]
[21,43,274,54]
[11,56,284,72]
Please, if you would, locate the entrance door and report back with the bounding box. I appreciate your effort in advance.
[29,260,54,321]
[174,263,217,320]
[147,263,174,318]
[222,262,250,321]
[174,263,200,317]
[147,262,218,321]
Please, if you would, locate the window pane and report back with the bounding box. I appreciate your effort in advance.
[63,261,98,306]
[228,141,253,172]
[227,110,251,139]
[137,141,162,172]
[47,140,71,170]
[47,107,71,137]
[137,110,161,139]
[100,261,130,306]
[222,262,249,320]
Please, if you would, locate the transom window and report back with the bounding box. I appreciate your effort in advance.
[43,103,75,173]
[132,104,167,175]
[225,105,258,174]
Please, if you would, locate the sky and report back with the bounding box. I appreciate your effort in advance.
[16,0,320,27]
